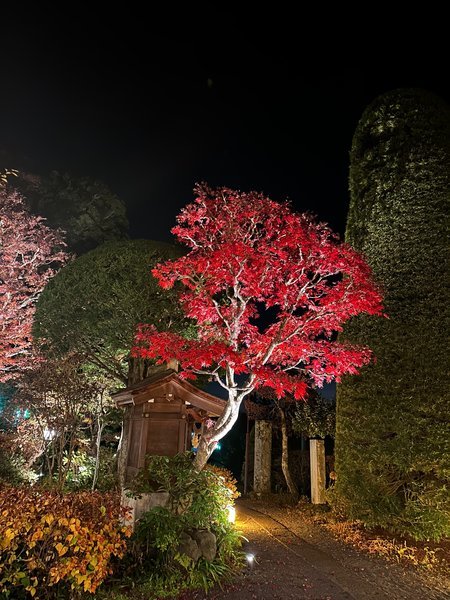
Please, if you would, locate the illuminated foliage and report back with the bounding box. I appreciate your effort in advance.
[134,185,383,469]
[0,488,130,597]
[127,454,242,597]
[0,186,68,381]
[11,354,113,490]
[205,464,240,500]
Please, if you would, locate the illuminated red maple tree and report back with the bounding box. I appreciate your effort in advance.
[0,186,68,381]
[134,185,384,469]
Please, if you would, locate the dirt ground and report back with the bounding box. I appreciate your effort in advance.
[184,499,450,600]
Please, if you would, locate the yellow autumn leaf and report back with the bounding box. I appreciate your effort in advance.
[1,528,15,548]
[55,543,68,556]
[31,529,43,541]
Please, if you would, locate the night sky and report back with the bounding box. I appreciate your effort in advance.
[1,28,448,242]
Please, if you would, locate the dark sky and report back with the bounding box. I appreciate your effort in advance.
[1,28,448,242]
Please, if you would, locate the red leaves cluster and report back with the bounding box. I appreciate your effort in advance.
[134,184,384,399]
[0,188,68,381]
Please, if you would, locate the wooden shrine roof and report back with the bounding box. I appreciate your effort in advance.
[112,369,226,417]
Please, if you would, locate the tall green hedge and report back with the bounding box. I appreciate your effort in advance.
[334,89,450,540]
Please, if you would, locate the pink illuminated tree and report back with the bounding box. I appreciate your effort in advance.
[0,184,68,381]
[134,185,384,470]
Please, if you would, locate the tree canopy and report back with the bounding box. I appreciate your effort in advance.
[33,239,187,385]
[134,184,383,469]
[14,171,129,255]
[334,89,450,541]
[0,186,68,381]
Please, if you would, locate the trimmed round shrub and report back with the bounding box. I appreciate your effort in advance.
[33,239,187,384]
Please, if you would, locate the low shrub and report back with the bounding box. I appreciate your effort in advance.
[0,487,130,598]
[126,453,243,597]
[205,464,240,500]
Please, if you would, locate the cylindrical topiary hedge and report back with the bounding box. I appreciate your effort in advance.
[334,89,450,540]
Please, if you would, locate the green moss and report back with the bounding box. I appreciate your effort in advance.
[334,89,450,540]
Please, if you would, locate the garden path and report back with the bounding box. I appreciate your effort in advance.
[184,499,448,600]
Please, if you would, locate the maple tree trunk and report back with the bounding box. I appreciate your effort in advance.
[193,390,242,471]
[193,436,211,472]
[278,405,298,497]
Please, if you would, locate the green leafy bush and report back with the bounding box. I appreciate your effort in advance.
[126,453,243,596]
[205,464,240,500]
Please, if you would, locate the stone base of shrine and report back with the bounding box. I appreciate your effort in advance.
[121,490,170,530]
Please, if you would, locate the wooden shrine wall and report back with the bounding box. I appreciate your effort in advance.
[125,394,187,482]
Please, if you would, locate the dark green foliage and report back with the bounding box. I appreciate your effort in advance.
[33,240,188,384]
[0,453,25,486]
[272,448,311,495]
[292,391,336,439]
[0,383,15,428]
[334,89,450,540]
[15,171,129,254]
[125,454,243,596]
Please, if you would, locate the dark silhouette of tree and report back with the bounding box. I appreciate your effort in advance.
[13,171,129,255]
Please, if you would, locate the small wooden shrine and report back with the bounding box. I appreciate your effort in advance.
[113,367,226,483]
